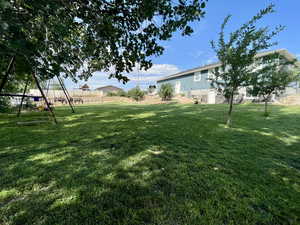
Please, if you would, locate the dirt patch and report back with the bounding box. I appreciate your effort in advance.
[51,94,194,106]
[277,94,300,105]
[100,95,194,105]
[173,96,194,104]
[102,96,135,103]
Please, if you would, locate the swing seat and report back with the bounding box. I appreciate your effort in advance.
[33,96,40,102]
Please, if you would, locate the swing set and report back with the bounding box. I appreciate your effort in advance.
[0,57,75,124]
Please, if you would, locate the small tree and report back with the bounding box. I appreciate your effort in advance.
[210,4,283,126]
[107,92,117,97]
[116,90,128,97]
[159,83,174,101]
[248,54,298,116]
[0,96,11,113]
[128,87,145,101]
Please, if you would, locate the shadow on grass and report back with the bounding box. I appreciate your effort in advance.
[0,103,299,225]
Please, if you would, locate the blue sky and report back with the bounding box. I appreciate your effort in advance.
[65,0,300,90]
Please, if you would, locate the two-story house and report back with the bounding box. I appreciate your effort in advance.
[157,49,299,104]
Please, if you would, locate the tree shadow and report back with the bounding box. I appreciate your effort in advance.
[0,103,299,224]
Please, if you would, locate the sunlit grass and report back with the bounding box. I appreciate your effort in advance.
[0,103,299,225]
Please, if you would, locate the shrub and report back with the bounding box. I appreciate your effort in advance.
[22,99,37,110]
[0,96,11,113]
[159,83,174,101]
[107,92,117,97]
[128,87,145,101]
[116,90,128,97]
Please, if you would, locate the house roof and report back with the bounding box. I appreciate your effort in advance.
[95,85,123,92]
[157,49,299,82]
[80,84,90,89]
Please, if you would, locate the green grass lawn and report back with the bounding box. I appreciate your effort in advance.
[0,103,299,225]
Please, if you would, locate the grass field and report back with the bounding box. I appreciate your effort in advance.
[0,103,299,225]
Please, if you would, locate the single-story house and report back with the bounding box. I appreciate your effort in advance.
[79,84,90,91]
[95,85,123,95]
[157,49,300,104]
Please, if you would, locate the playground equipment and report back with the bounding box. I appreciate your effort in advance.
[0,64,74,124]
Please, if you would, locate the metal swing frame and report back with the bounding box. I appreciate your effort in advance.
[0,57,75,124]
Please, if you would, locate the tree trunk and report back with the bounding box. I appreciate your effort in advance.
[264,100,267,115]
[226,90,234,127]
[264,96,270,117]
[0,56,15,94]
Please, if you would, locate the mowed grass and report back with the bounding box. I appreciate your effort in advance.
[0,103,299,225]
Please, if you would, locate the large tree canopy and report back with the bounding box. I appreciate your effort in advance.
[0,0,207,83]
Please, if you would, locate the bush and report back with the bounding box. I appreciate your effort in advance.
[107,92,118,97]
[107,90,129,97]
[0,96,11,113]
[22,99,37,110]
[128,87,145,101]
[159,83,174,101]
[116,90,128,97]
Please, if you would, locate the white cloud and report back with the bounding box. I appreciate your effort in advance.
[129,75,163,82]
[296,54,300,59]
[131,64,180,76]
[64,63,180,90]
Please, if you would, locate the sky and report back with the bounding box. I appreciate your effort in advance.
[64,0,300,91]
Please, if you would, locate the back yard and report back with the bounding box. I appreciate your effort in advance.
[0,104,299,225]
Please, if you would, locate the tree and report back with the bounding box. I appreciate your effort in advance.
[159,83,174,101]
[116,90,128,97]
[248,54,299,116]
[128,86,145,101]
[0,0,207,92]
[210,4,283,126]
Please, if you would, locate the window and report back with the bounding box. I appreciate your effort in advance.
[208,69,214,79]
[194,72,202,82]
[194,70,208,82]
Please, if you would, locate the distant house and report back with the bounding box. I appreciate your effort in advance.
[157,49,300,104]
[80,84,90,91]
[95,85,123,95]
